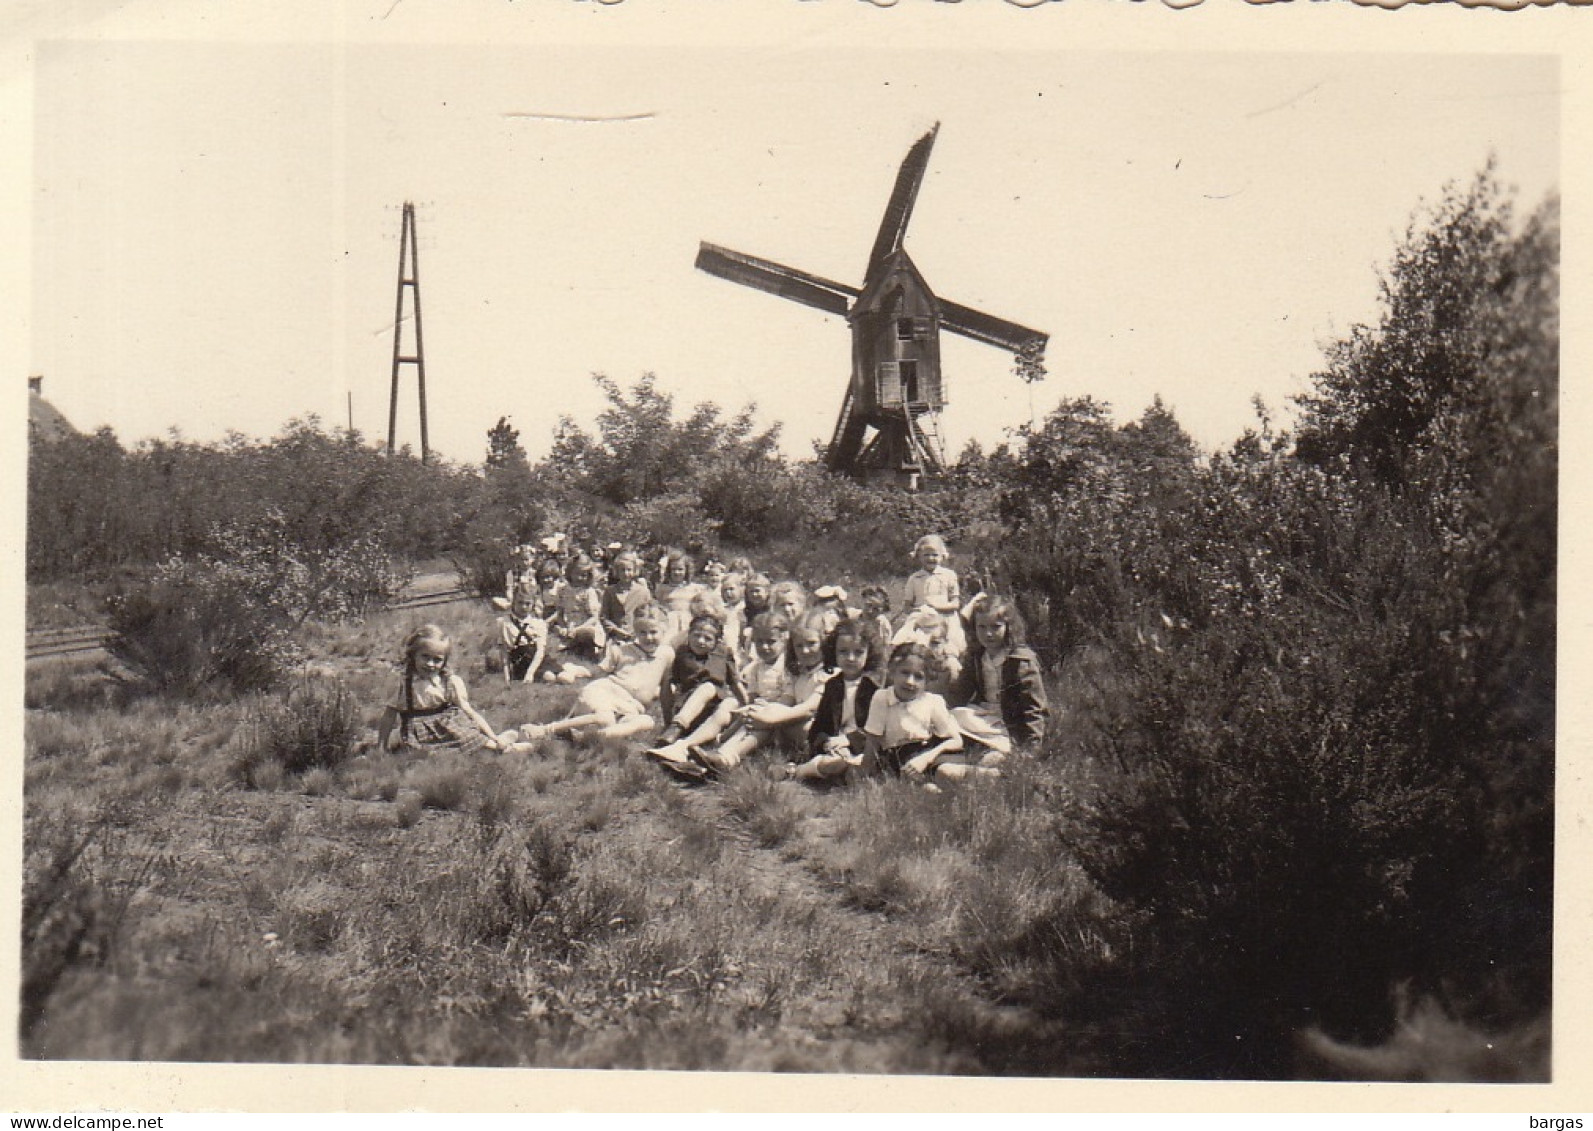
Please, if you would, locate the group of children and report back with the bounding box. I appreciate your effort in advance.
[376,534,1049,789]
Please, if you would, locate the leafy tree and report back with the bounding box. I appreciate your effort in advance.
[543,373,782,507]
[485,416,529,474]
[1294,164,1541,489]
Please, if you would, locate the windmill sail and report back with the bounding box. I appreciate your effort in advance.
[939,298,1048,355]
[695,243,858,316]
[865,123,940,280]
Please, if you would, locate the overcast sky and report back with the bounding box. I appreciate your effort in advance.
[23,20,1559,467]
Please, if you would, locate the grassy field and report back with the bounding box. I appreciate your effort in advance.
[21,594,1123,1074]
[24,587,1549,1080]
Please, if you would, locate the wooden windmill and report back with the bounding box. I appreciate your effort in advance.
[696,124,1048,488]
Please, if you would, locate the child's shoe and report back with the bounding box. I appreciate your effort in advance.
[644,740,692,765]
[656,722,684,746]
[658,754,711,783]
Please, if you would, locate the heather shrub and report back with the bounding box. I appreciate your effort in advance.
[234,676,362,783]
[106,562,298,698]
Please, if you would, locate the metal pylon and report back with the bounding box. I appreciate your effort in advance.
[387,201,429,462]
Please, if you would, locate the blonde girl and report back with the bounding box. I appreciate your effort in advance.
[902,534,965,662]
[657,549,704,642]
[377,625,530,755]
[600,549,653,643]
[557,555,606,658]
[718,573,747,661]
[504,542,540,606]
[770,579,808,627]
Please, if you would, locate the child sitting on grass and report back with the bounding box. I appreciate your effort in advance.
[902,533,965,663]
[786,617,881,784]
[655,613,743,747]
[949,594,1050,759]
[377,624,533,755]
[663,613,832,780]
[556,555,606,659]
[862,640,964,786]
[648,610,793,779]
[521,604,675,747]
[496,587,548,684]
[892,606,962,696]
[657,549,704,642]
[600,549,652,643]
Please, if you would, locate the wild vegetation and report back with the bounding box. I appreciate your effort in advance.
[23,168,1555,1079]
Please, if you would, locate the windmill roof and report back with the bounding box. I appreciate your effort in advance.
[853,249,938,318]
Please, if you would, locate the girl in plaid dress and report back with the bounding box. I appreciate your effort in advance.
[377,625,529,755]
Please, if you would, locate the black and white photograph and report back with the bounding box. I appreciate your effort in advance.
[7,0,1586,1113]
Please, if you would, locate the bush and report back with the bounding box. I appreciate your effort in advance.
[1010,175,1556,1079]
[234,676,361,784]
[106,562,298,698]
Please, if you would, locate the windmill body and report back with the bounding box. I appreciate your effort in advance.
[696,124,1046,488]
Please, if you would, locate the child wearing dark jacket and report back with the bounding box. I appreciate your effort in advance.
[787,618,882,784]
[948,595,1050,764]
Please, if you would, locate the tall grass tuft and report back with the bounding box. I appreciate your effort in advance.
[233,676,361,785]
[719,771,804,849]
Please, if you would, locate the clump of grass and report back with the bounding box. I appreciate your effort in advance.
[394,790,423,828]
[277,880,346,952]
[720,771,804,849]
[1295,993,1549,1082]
[24,711,85,763]
[475,776,519,835]
[259,807,295,844]
[26,661,125,713]
[232,677,361,786]
[407,758,472,811]
[468,821,574,946]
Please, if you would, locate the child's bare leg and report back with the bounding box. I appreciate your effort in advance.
[535,707,611,739]
[669,684,720,731]
[600,713,657,742]
[933,756,1000,783]
[648,699,736,761]
[702,728,760,772]
[791,751,850,781]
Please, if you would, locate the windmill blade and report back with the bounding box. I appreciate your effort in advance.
[696,242,858,317]
[939,298,1048,355]
[866,123,940,278]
